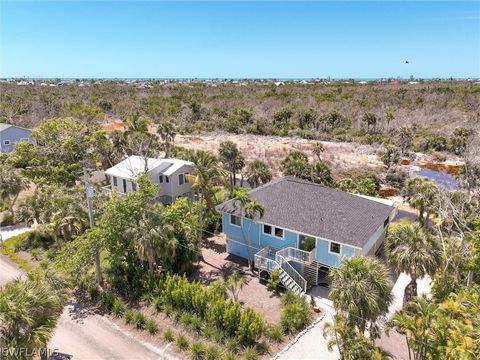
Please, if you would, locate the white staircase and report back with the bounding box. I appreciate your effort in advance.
[255,246,313,295]
[279,267,304,295]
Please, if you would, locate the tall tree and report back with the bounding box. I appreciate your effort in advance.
[312,141,325,162]
[233,192,265,271]
[0,276,64,353]
[244,160,272,188]
[157,120,177,158]
[0,164,28,217]
[280,150,311,179]
[386,221,440,303]
[126,205,175,273]
[403,177,438,227]
[189,150,225,240]
[218,140,245,193]
[362,112,379,134]
[329,256,393,338]
[10,117,100,185]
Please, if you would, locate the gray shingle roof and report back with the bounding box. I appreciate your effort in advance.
[216,176,395,248]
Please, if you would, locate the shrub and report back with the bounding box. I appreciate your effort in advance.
[236,307,264,346]
[0,212,14,226]
[267,324,284,343]
[145,319,159,335]
[180,312,194,327]
[223,352,237,360]
[281,292,312,333]
[163,303,174,316]
[189,314,203,334]
[242,346,259,360]
[152,296,162,311]
[190,340,206,360]
[266,270,281,291]
[124,309,135,324]
[225,337,240,353]
[133,310,147,329]
[112,298,126,318]
[30,248,42,261]
[99,291,116,312]
[87,285,100,303]
[256,340,271,355]
[204,345,222,360]
[175,334,190,352]
[163,328,175,342]
[222,301,241,336]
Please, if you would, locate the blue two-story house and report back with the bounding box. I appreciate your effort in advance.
[216,176,397,295]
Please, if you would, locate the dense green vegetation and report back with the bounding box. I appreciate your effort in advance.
[0,79,479,358]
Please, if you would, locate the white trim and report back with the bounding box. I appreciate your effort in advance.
[328,241,342,256]
[229,214,242,227]
[256,218,362,250]
[262,224,273,236]
[20,138,29,141]
[260,221,284,240]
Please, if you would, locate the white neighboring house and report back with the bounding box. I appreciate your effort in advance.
[0,123,36,152]
[104,155,194,204]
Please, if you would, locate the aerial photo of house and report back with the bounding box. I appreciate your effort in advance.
[217,176,397,294]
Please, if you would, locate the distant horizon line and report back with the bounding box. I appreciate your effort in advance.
[2,76,479,81]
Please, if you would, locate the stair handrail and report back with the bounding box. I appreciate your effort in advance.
[275,252,307,292]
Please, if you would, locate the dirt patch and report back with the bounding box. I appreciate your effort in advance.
[175,132,383,177]
[192,234,283,325]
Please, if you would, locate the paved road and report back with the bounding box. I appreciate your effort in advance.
[0,226,29,285]
[49,302,175,360]
[0,226,176,360]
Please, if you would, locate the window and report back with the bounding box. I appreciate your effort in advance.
[330,242,341,254]
[179,174,184,185]
[263,224,284,238]
[230,214,241,226]
[159,175,163,183]
[274,227,284,238]
[122,179,127,193]
[132,182,137,191]
[165,176,170,183]
[3,140,10,145]
[263,224,272,235]
[113,176,118,186]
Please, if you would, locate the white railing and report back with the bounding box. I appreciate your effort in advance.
[277,247,316,264]
[254,246,279,272]
[275,252,307,293]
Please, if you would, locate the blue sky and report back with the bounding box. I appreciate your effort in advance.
[1,1,479,79]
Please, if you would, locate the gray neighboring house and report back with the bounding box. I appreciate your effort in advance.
[104,155,194,205]
[0,123,36,152]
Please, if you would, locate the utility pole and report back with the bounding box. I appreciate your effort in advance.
[83,166,104,287]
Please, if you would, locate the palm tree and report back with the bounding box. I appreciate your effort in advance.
[126,208,175,273]
[245,160,272,188]
[0,277,63,352]
[403,177,438,227]
[189,150,225,240]
[329,255,393,338]
[157,120,176,158]
[233,192,265,271]
[385,221,440,303]
[312,141,325,162]
[387,296,439,360]
[0,164,29,218]
[280,150,311,179]
[218,140,245,192]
